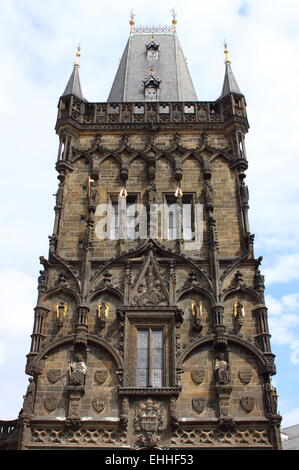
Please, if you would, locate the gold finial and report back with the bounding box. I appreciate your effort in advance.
[74,43,81,66]
[224,40,230,63]
[129,10,135,33]
[171,7,177,32]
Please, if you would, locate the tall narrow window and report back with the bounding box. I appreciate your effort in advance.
[165,194,195,241]
[136,329,163,387]
[182,194,195,241]
[109,195,138,241]
[110,200,119,240]
[126,195,138,241]
[165,195,178,240]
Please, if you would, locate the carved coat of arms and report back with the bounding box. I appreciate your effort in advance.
[191,369,205,385]
[94,369,108,385]
[44,396,58,412]
[47,368,61,384]
[92,398,106,414]
[192,398,207,414]
[239,368,252,384]
[240,396,255,413]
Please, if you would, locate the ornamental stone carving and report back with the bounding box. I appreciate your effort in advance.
[92,398,106,414]
[192,397,207,414]
[240,396,255,413]
[134,399,164,448]
[239,368,252,384]
[44,396,58,412]
[47,369,61,384]
[191,369,205,385]
[94,368,108,385]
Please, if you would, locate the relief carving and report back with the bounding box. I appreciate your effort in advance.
[92,398,106,414]
[240,396,255,413]
[47,369,61,384]
[191,369,205,385]
[192,398,207,414]
[94,368,108,385]
[44,396,58,412]
[134,399,164,448]
[239,368,252,385]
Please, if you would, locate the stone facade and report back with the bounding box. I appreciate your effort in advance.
[2,43,282,450]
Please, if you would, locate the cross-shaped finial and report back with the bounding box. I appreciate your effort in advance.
[223,39,230,63]
[129,9,135,33]
[171,7,178,32]
[130,9,135,21]
[74,43,81,66]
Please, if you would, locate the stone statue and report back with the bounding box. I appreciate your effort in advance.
[215,353,230,385]
[37,270,47,293]
[89,187,98,205]
[22,377,35,415]
[234,300,245,319]
[55,184,63,207]
[204,181,214,207]
[69,353,87,386]
[240,182,249,205]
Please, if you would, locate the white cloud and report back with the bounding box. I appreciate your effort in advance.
[266,293,299,365]
[263,254,299,285]
[0,270,36,334]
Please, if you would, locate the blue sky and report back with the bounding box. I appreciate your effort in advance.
[0,0,299,428]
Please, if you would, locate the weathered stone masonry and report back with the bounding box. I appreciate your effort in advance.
[1,27,282,450]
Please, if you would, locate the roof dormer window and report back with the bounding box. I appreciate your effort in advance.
[143,70,161,101]
[145,39,159,60]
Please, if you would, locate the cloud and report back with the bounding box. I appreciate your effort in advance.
[0,269,36,335]
[267,293,299,364]
[263,254,299,285]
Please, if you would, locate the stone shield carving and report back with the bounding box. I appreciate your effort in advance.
[192,398,207,414]
[94,369,108,385]
[44,396,58,412]
[240,396,255,413]
[191,369,205,385]
[239,368,252,384]
[92,398,106,414]
[47,368,61,384]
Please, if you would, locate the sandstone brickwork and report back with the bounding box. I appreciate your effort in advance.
[11,70,282,450]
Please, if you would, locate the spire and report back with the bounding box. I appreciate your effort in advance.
[220,41,242,98]
[108,25,197,102]
[61,44,84,100]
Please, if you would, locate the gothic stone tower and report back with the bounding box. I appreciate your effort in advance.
[16,21,282,450]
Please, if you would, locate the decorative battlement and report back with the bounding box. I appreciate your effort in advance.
[133,25,173,34]
[57,96,247,129]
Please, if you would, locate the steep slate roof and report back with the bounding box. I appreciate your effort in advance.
[107,31,198,102]
[220,60,242,98]
[61,64,84,100]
